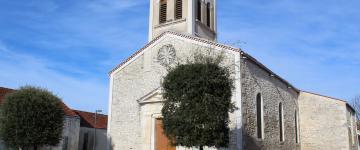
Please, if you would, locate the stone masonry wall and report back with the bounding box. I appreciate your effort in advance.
[346,106,358,150]
[241,58,300,150]
[109,34,241,150]
[298,92,351,150]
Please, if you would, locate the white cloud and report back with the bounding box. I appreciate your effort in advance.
[0,0,150,113]
[0,41,10,52]
[86,0,147,13]
[218,0,360,100]
[0,42,109,113]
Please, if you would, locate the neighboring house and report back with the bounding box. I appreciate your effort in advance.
[0,87,80,150]
[107,0,358,150]
[74,110,108,150]
[0,87,13,150]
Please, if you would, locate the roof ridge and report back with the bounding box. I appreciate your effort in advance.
[300,90,355,112]
[74,109,108,129]
[301,90,347,102]
[0,87,14,90]
[74,109,107,116]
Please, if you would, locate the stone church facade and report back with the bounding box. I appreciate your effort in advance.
[107,0,358,150]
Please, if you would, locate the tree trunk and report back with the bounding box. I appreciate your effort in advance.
[34,145,37,150]
[200,145,204,150]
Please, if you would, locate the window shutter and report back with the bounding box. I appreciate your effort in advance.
[175,0,183,19]
[197,0,201,21]
[160,0,167,24]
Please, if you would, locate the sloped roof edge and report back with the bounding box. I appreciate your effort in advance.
[108,31,241,75]
[240,52,300,93]
[301,91,355,112]
[109,31,300,93]
[74,110,108,129]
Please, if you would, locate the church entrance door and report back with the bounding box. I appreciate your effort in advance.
[155,118,176,150]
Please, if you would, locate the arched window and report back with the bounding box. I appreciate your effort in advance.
[256,93,264,139]
[349,111,355,145]
[295,110,299,143]
[206,2,211,27]
[197,0,201,21]
[175,0,182,19]
[159,0,167,24]
[279,103,284,142]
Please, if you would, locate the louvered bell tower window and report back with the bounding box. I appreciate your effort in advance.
[206,2,211,27]
[175,0,183,20]
[197,0,201,21]
[159,0,167,24]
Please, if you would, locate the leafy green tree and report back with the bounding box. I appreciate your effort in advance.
[161,53,235,150]
[0,86,64,150]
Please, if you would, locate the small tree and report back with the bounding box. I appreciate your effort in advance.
[161,53,235,150]
[0,86,64,150]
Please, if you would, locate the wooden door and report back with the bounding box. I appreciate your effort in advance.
[155,118,176,150]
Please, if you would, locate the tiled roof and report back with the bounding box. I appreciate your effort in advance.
[59,101,78,117]
[0,87,15,104]
[74,110,108,129]
[0,87,78,117]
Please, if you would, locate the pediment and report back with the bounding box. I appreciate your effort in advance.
[137,87,164,105]
[109,31,240,76]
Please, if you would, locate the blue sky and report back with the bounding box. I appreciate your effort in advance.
[0,0,359,113]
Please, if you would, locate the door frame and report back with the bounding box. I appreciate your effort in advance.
[151,113,162,150]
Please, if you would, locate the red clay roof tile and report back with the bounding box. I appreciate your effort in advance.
[74,110,108,129]
[0,87,14,104]
[0,87,78,117]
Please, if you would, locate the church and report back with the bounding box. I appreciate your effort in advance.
[107,0,358,150]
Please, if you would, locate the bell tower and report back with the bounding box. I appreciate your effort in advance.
[148,0,217,41]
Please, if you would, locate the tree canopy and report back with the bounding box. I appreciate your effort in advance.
[0,86,65,149]
[161,54,235,149]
